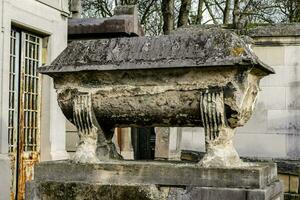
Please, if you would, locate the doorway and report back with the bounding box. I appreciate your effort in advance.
[8,28,42,200]
[131,128,156,160]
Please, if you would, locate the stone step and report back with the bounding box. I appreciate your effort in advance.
[34,160,278,189]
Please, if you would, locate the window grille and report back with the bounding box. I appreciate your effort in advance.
[8,29,20,153]
[23,32,40,152]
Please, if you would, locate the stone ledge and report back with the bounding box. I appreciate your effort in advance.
[34,160,277,189]
[26,180,283,200]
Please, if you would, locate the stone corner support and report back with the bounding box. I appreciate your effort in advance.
[71,93,122,163]
[198,88,252,168]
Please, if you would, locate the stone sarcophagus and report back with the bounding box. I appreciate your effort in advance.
[39,27,274,167]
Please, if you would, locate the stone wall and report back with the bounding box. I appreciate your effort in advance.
[235,34,300,159]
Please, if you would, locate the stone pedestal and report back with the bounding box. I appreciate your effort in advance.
[155,127,170,160]
[26,161,283,200]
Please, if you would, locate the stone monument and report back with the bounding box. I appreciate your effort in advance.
[26,25,283,199]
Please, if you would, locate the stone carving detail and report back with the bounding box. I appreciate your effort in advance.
[200,90,225,142]
[199,89,243,167]
[72,93,122,163]
[40,27,273,167]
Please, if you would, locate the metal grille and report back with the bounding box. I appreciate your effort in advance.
[8,30,20,153]
[23,33,40,152]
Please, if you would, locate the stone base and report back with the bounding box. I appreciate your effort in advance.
[26,181,283,200]
[26,160,283,200]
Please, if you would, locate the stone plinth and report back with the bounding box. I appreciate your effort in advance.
[26,161,283,200]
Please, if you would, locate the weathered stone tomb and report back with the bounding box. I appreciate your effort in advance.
[27,27,283,200]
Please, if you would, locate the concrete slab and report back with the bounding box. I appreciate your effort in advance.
[33,161,277,189]
[26,180,283,200]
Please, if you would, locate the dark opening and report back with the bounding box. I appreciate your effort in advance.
[131,128,156,160]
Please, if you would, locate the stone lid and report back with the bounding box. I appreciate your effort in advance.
[39,27,274,75]
[244,23,300,37]
[68,5,144,39]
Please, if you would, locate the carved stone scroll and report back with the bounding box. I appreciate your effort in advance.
[72,93,122,163]
[199,89,244,167]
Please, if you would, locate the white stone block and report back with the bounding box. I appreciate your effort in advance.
[286,85,300,109]
[286,134,300,159]
[0,155,11,200]
[285,46,300,67]
[233,133,287,158]
[237,102,268,134]
[253,46,285,66]
[259,87,286,110]
[286,65,300,87]
[260,66,288,87]
[169,128,179,151]
[268,110,300,134]
[181,127,205,152]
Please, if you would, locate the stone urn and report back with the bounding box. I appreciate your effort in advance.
[39,27,274,167]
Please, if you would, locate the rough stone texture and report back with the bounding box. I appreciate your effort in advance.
[155,127,170,160]
[50,67,263,166]
[33,161,278,189]
[40,27,273,74]
[26,182,167,200]
[68,5,144,39]
[26,161,283,200]
[244,23,300,38]
[39,27,273,166]
[26,181,283,200]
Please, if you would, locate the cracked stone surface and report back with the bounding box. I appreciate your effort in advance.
[39,27,273,166]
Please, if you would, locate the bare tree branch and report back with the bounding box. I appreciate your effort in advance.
[204,0,218,24]
[196,0,204,24]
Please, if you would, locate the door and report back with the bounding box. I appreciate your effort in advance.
[8,28,42,200]
[131,128,156,160]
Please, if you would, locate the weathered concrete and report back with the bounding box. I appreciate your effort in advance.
[39,27,273,167]
[68,5,143,39]
[244,23,300,38]
[40,27,273,74]
[26,161,282,200]
[26,181,283,200]
[33,160,278,189]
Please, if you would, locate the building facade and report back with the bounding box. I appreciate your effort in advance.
[0,0,69,199]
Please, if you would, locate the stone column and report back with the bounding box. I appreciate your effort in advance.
[168,127,182,160]
[120,128,134,159]
[154,127,170,160]
[70,0,82,19]
[41,79,69,161]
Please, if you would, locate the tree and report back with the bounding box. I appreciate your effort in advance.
[177,0,192,27]
[81,0,164,35]
[161,0,175,34]
[276,0,300,22]
[196,0,204,24]
[81,0,300,36]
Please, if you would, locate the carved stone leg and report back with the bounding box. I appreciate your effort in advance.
[96,127,123,160]
[72,94,122,163]
[199,90,244,167]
